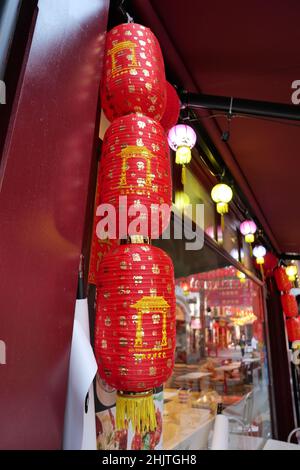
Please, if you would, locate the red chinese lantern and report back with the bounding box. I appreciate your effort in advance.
[160,81,180,132]
[95,242,175,432]
[286,317,300,342]
[98,113,172,239]
[281,294,298,317]
[274,266,292,292]
[263,252,278,277]
[101,23,166,122]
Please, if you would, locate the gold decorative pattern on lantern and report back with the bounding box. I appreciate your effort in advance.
[105,316,111,327]
[149,367,156,376]
[108,40,140,78]
[118,145,154,190]
[119,337,128,347]
[119,316,127,326]
[131,296,169,349]
[102,340,107,349]
[152,264,160,274]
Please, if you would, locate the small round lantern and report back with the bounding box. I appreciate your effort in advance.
[240,220,257,244]
[167,124,196,183]
[253,245,266,265]
[95,242,176,432]
[160,82,180,132]
[281,294,298,317]
[101,23,166,122]
[286,264,298,282]
[98,113,172,239]
[286,317,300,342]
[274,266,292,292]
[211,183,233,215]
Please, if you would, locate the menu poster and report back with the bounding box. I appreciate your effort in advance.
[95,382,163,450]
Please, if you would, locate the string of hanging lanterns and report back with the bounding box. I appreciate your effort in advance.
[94,10,289,437]
[94,22,177,435]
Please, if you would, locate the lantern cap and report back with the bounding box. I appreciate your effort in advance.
[167,124,196,151]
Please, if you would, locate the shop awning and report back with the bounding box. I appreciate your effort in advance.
[131,0,300,255]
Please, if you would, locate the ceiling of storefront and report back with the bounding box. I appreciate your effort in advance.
[130,0,300,255]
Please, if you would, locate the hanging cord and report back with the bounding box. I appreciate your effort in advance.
[222,97,234,142]
[118,0,134,23]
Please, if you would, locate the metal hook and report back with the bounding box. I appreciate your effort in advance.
[228,96,233,118]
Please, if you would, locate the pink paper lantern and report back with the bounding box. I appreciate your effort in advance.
[240,220,257,243]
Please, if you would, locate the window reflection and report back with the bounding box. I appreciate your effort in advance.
[154,225,271,446]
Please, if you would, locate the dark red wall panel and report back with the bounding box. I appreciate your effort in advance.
[0,0,109,449]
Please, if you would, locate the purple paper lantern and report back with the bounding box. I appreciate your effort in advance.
[240,220,257,243]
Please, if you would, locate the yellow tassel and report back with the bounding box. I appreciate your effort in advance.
[221,214,225,234]
[116,390,157,433]
[249,243,253,257]
[181,165,186,185]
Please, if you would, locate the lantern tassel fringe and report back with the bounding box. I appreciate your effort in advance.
[181,165,186,185]
[221,214,225,234]
[116,391,157,433]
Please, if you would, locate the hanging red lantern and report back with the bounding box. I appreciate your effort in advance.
[160,82,180,132]
[274,266,292,292]
[281,294,298,318]
[286,317,300,342]
[95,242,175,432]
[263,252,278,278]
[98,113,172,239]
[101,23,166,122]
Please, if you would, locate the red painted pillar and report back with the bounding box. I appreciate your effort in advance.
[0,0,109,449]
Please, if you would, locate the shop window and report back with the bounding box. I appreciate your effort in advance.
[153,219,272,448]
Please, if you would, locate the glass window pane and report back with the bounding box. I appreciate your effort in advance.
[154,219,272,445]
